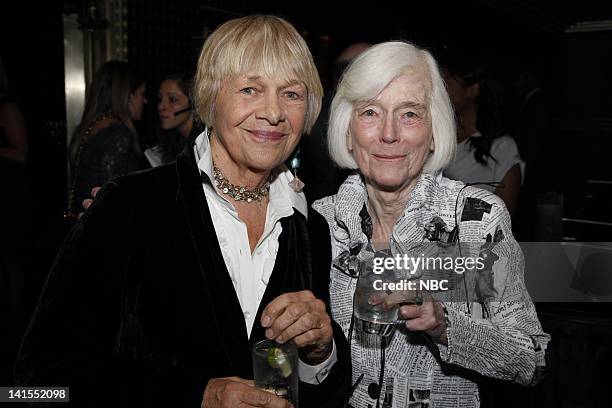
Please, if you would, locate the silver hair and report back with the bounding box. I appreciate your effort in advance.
[328,41,456,173]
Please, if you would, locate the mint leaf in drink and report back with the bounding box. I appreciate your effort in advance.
[267,346,292,377]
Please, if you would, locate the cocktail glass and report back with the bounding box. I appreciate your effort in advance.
[252,339,298,406]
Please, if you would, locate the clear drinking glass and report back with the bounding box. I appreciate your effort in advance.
[353,256,399,337]
[252,340,299,406]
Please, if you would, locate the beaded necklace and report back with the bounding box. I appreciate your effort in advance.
[212,163,272,203]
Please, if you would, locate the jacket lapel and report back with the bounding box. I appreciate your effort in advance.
[249,215,311,349]
[175,145,251,375]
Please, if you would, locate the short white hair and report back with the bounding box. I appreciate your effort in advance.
[328,41,456,173]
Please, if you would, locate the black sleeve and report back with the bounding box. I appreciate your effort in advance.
[15,180,134,407]
[97,127,142,179]
[300,209,352,408]
[75,126,142,206]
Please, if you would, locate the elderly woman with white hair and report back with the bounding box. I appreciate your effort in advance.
[311,41,550,407]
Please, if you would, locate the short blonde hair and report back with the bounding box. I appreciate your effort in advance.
[328,41,456,173]
[194,15,323,133]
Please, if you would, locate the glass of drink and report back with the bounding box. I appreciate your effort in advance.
[252,340,298,406]
[353,249,409,337]
[353,263,398,336]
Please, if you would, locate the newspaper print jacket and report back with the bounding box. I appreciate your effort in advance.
[312,172,550,408]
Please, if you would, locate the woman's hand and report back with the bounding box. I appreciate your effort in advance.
[374,290,448,345]
[202,377,293,408]
[261,290,333,364]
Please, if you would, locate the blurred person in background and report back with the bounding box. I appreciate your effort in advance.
[0,55,29,385]
[441,49,524,216]
[299,42,371,204]
[144,73,203,167]
[67,60,147,214]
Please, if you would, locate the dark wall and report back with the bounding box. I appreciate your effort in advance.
[2,3,67,229]
[127,0,203,80]
[550,30,612,234]
[1,2,68,386]
[556,31,612,118]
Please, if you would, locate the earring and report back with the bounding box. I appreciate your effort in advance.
[288,147,305,193]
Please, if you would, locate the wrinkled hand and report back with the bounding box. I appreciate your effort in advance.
[81,186,101,213]
[372,290,448,345]
[261,290,333,364]
[202,377,293,408]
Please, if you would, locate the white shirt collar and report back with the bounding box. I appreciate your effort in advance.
[193,129,308,218]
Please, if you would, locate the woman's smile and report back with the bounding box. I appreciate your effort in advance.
[247,129,286,142]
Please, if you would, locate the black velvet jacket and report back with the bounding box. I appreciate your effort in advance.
[15,142,350,407]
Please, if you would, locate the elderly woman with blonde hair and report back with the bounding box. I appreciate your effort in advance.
[311,41,550,407]
[16,15,350,408]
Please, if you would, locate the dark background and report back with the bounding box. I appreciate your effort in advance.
[3,0,612,237]
[1,1,612,406]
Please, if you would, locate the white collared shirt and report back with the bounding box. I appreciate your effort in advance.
[194,131,336,384]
